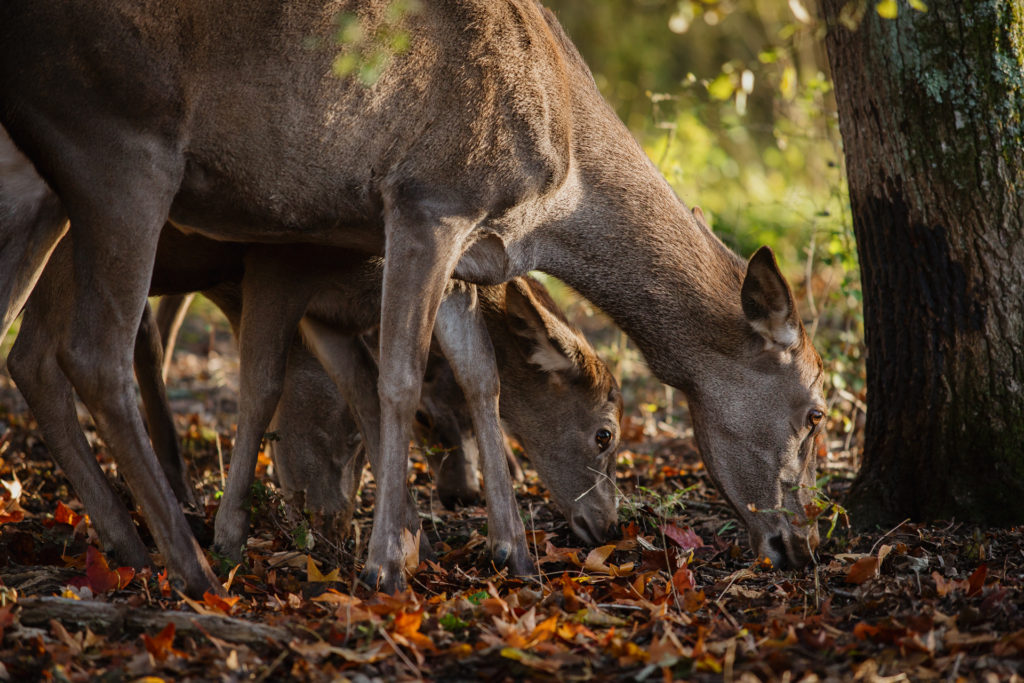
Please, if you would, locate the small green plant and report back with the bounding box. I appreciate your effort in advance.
[292,520,313,551]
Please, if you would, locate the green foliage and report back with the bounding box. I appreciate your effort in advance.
[544,0,865,406]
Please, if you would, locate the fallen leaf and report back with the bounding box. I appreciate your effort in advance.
[142,623,185,661]
[660,523,704,552]
[54,501,83,527]
[306,556,341,583]
[84,546,135,593]
[202,591,241,615]
[845,556,879,585]
[401,528,420,578]
[967,564,987,597]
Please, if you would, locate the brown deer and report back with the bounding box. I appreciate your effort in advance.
[0,0,825,595]
[159,233,623,547]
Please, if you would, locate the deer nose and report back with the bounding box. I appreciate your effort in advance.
[570,512,619,545]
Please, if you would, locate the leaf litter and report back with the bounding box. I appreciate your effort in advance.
[0,359,1021,681]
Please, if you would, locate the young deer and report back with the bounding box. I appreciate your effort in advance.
[135,230,623,547]
[0,1,825,595]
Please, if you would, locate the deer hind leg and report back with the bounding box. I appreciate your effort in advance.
[433,282,533,577]
[299,316,429,558]
[7,243,150,569]
[134,301,196,509]
[154,293,194,382]
[418,356,484,509]
[212,257,316,562]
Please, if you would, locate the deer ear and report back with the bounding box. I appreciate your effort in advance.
[505,278,579,374]
[741,246,801,350]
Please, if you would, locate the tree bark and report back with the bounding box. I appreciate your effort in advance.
[821,1,1024,526]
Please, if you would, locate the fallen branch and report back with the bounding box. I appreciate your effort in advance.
[16,597,293,646]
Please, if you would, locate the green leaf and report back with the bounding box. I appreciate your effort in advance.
[875,1,898,19]
[707,73,734,101]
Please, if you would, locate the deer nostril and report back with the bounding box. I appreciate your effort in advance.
[767,534,789,570]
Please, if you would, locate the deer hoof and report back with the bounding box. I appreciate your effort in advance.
[358,562,407,595]
[491,541,534,577]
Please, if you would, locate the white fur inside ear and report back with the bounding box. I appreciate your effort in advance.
[529,345,574,373]
[751,315,799,350]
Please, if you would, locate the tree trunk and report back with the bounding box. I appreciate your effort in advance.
[821,1,1024,526]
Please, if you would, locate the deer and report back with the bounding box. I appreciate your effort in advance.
[0,0,826,596]
[19,224,622,557]
[137,227,623,547]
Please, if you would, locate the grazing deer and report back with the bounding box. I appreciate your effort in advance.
[134,229,623,548]
[0,0,825,595]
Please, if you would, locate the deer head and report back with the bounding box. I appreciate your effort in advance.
[686,246,825,568]
[494,277,623,545]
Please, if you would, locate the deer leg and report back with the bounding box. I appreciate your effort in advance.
[45,149,219,597]
[155,293,194,382]
[134,301,196,508]
[7,250,150,568]
[299,317,429,558]
[418,358,484,508]
[360,212,477,594]
[212,258,311,562]
[432,283,533,577]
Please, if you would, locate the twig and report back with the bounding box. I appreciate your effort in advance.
[17,596,292,646]
[869,518,911,555]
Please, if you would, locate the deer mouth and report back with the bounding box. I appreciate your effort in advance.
[570,512,619,545]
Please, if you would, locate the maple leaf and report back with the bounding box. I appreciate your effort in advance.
[659,523,704,553]
[142,622,185,661]
[202,590,241,615]
[84,546,135,593]
[306,555,341,583]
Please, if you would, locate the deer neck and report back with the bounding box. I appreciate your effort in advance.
[540,111,749,392]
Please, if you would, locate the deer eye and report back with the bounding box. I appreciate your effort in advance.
[807,409,825,428]
[595,428,613,450]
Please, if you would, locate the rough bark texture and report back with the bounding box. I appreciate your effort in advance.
[822,1,1024,526]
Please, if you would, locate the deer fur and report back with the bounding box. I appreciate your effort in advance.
[0,0,825,594]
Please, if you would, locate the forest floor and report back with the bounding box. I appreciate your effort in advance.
[0,332,1022,682]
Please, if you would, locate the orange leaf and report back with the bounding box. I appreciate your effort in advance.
[142,622,184,661]
[527,614,558,647]
[672,565,695,593]
[157,569,172,598]
[393,610,423,638]
[0,509,24,525]
[202,591,241,615]
[55,501,83,527]
[853,621,880,640]
[85,546,134,593]
[967,564,987,597]
[845,556,879,585]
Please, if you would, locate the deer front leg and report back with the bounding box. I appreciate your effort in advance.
[361,213,475,593]
[433,283,533,577]
[134,301,196,508]
[213,257,313,563]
